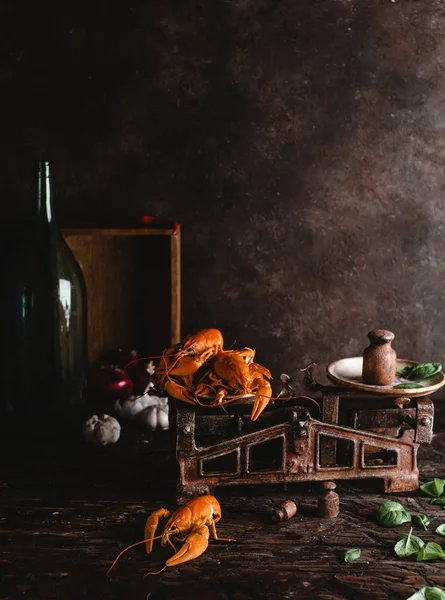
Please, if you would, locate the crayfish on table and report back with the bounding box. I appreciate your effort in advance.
[107,495,235,578]
[154,328,275,421]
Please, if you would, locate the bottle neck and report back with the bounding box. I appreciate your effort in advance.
[36,160,57,228]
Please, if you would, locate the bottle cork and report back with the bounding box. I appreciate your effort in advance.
[272,499,297,522]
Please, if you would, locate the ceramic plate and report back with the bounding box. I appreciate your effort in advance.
[326,357,445,397]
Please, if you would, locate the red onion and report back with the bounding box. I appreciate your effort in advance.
[103,347,155,394]
[87,362,134,399]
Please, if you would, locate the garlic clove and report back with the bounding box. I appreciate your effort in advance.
[138,402,169,430]
[157,406,169,430]
[138,406,158,430]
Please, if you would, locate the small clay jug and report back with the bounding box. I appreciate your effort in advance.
[362,329,397,385]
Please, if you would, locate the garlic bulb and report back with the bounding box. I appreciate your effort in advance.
[82,414,121,446]
[114,392,159,420]
[114,394,151,419]
[138,398,169,430]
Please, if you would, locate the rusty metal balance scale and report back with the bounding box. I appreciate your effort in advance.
[169,356,445,506]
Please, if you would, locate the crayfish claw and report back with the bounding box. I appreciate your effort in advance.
[250,396,270,421]
[165,525,210,567]
[145,508,171,554]
[250,384,273,421]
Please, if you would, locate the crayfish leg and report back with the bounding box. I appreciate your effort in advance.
[210,520,236,543]
[252,363,272,379]
[163,380,197,406]
[215,388,228,405]
[165,525,210,567]
[145,508,171,554]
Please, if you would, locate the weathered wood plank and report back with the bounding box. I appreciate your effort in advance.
[2,431,445,599]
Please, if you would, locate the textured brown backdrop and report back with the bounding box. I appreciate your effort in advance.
[1,0,445,383]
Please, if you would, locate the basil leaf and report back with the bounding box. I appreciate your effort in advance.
[393,383,423,389]
[344,548,361,563]
[397,531,425,547]
[426,589,445,600]
[420,479,445,498]
[407,589,445,600]
[395,528,424,557]
[417,542,445,561]
[406,363,442,381]
[413,514,431,530]
[397,530,425,549]
[436,524,445,536]
[431,498,445,506]
[397,365,416,378]
[377,501,412,527]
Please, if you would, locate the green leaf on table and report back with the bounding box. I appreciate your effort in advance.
[397,530,425,548]
[405,363,442,381]
[393,383,423,389]
[376,501,412,527]
[431,498,445,506]
[416,542,445,561]
[420,479,445,498]
[344,548,361,563]
[394,528,424,557]
[413,514,431,530]
[407,588,445,600]
[426,588,445,600]
[435,524,445,536]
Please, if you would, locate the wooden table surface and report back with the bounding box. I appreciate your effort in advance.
[2,423,445,600]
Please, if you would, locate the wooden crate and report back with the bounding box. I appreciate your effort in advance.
[62,218,180,366]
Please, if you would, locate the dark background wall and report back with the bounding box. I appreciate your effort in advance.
[2,0,445,382]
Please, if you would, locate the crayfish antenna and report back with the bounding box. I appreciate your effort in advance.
[143,565,167,578]
[165,525,210,567]
[106,536,163,579]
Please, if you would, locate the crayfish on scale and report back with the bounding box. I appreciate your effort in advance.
[107,495,235,578]
[154,328,275,421]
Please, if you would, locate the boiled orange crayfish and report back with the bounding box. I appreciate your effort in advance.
[196,348,273,421]
[154,328,275,421]
[155,328,224,399]
[107,495,235,578]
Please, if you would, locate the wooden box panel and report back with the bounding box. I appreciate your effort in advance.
[62,225,180,366]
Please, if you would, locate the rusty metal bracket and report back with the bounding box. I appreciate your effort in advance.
[170,386,429,503]
[415,397,434,444]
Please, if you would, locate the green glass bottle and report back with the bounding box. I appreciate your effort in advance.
[0,161,88,437]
